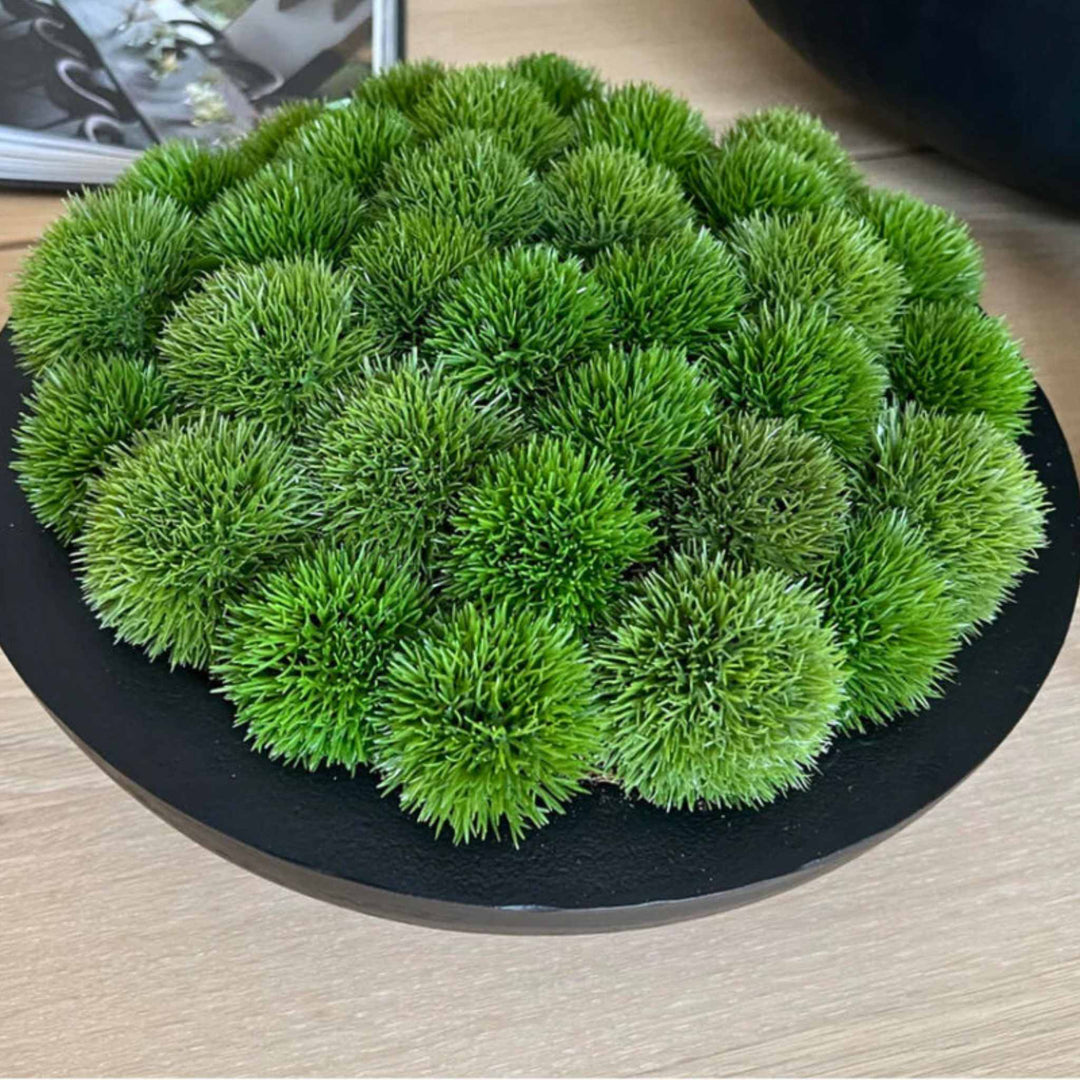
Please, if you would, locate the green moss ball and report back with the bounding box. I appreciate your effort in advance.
[411,65,571,169]
[277,101,414,192]
[673,412,850,576]
[590,227,746,352]
[213,542,429,771]
[685,134,843,230]
[821,510,961,729]
[77,415,313,669]
[374,601,601,844]
[863,407,1047,629]
[13,355,175,544]
[573,82,713,175]
[891,300,1035,437]
[445,437,657,627]
[315,364,519,553]
[426,244,611,401]
[727,205,908,350]
[10,190,199,373]
[198,161,367,269]
[541,144,694,258]
[377,129,543,247]
[236,99,326,169]
[115,140,250,213]
[535,345,714,498]
[860,187,983,302]
[353,59,447,117]
[597,549,844,809]
[700,300,889,459]
[158,257,377,435]
[508,52,604,116]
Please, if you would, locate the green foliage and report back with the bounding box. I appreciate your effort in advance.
[277,101,414,192]
[411,65,572,169]
[198,161,367,268]
[508,52,604,116]
[673,412,850,576]
[597,549,844,809]
[573,82,713,175]
[353,59,447,117]
[821,510,961,729]
[590,227,746,351]
[213,542,429,771]
[237,99,326,169]
[158,257,377,435]
[315,363,519,554]
[859,187,983,302]
[426,245,610,401]
[77,414,314,669]
[863,407,1048,629]
[535,345,714,498]
[891,300,1034,437]
[541,144,694,257]
[685,134,843,230]
[348,207,490,348]
[377,129,543,246]
[10,189,199,373]
[116,140,250,213]
[445,438,657,627]
[727,205,908,350]
[375,601,601,844]
[700,301,889,458]
[13,355,175,544]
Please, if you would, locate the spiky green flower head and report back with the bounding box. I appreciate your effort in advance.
[444,437,657,627]
[700,300,889,459]
[314,362,519,554]
[890,300,1034,437]
[411,64,572,169]
[377,129,543,247]
[348,207,490,349]
[590,227,746,352]
[859,187,983,302]
[277,100,415,192]
[535,345,714,499]
[77,414,314,669]
[673,412,850,576]
[727,106,864,197]
[13,355,175,544]
[573,81,713,176]
[727,205,908,351]
[115,139,251,213]
[10,190,199,373]
[541,144,694,258]
[597,548,844,810]
[213,542,429,772]
[236,98,326,170]
[353,59,447,118]
[158,256,378,436]
[198,160,367,269]
[508,52,605,116]
[374,600,601,844]
[426,244,610,402]
[684,133,844,231]
[862,406,1048,630]
[820,510,961,730]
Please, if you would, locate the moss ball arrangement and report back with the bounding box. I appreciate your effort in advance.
[8,59,1050,845]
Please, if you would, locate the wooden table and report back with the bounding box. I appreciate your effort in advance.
[3,2,1080,1075]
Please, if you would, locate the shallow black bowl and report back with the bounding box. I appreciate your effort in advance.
[1,325,1077,934]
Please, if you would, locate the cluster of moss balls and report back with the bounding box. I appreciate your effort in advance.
[10,56,1049,844]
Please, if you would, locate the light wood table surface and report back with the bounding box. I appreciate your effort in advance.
[3,2,1080,1075]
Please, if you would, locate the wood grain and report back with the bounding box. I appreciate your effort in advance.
[2,1,1080,1075]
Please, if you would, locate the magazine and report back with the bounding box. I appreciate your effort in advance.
[0,0,404,188]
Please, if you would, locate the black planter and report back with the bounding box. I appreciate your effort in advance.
[1,324,1077,934]
[748,0,1080,210]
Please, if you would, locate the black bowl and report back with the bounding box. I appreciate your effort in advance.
[1,324,1077,934]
